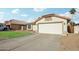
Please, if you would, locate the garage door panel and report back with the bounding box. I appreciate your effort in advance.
[38,23,63,34]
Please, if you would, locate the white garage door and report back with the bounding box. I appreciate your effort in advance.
[38,22,63,34]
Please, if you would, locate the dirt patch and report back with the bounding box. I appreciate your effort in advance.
[60,33,79,51]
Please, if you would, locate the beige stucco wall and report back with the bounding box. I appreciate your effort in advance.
[33,25,37,32]
[36,17,66,24]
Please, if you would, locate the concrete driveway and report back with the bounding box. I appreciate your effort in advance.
[0,34,62,51]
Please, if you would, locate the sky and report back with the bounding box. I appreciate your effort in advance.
[0,8,74,23]
[71,10,79,24]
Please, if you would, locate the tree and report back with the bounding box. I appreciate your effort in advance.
[69,8,76,14]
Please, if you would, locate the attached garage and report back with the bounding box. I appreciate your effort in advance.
[37,22,63,34]
[33,14,71,35]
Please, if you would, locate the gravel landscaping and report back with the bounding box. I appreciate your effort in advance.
[60,33,79,51]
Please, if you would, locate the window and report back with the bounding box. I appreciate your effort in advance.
[28,24,31,29]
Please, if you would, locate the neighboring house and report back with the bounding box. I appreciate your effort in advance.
[74,23,79,33]
[5,19,27,30]
[32,14,71,34]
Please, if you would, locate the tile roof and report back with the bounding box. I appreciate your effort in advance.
[5,19,27,25]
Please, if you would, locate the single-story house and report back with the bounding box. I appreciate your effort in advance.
[5,19,27,30]
[32,14,72,34]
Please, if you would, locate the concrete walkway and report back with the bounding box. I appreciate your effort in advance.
[0,34,61,51]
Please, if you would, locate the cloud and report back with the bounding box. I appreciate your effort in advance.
[0,12,5,15]
[64,10,79,23]
[0,11,7,23]
[21,14,28,17]
[75,8,79,13]
[11,9,20,14]
[33,8,46,12]
[71,12,79,23]
[0,18,7,23]
[64,12,70,15]
[26,18,35,23]
[59,12,70,16]
[0,12,5,22]
[0,11,5,17]
[62,12,73,18]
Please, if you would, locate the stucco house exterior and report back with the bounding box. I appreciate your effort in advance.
[5,19,27,30]
[32,14,71,34]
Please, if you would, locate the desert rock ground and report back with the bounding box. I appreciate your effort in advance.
[60,33,79,51]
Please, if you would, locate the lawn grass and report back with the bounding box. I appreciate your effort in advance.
[0,31,32,40]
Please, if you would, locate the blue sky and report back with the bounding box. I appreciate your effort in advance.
[0,8,71,23]
[72,12,79,23]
